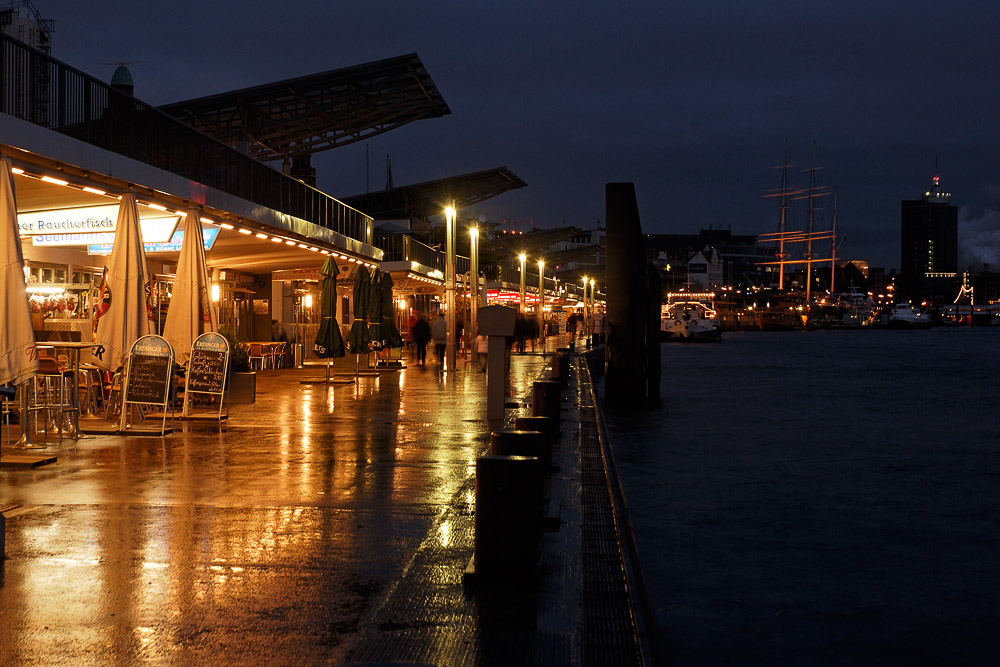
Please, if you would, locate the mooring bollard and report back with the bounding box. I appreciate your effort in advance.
[475,455,543,577]
[491,429,549,472]
[514,415,557,446]
[532,380,562,429]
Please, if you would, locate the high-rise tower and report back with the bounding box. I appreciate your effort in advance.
[900,168,958,303]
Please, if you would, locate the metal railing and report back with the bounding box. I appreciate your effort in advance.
[0,32,372,244]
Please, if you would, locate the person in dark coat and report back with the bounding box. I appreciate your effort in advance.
[410,312,431,365]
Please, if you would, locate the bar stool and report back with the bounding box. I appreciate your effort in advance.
[31,356,76,440]
[1,384,15,444]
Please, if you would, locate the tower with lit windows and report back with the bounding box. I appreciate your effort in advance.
[899,169,958,304]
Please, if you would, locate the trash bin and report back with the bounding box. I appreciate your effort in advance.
[293,343,303,368]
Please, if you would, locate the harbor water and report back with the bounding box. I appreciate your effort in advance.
[600,328,1000,666]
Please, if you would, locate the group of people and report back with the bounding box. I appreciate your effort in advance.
[406,308,604,365]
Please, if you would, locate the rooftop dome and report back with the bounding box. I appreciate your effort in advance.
[110,64,134,89]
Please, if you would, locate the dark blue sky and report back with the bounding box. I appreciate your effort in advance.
[46,0,1000,271]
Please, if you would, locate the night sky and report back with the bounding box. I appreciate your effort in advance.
[45,1,1000,271]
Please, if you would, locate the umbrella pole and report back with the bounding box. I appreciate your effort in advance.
[14,379,45,449]
[326,359,331,383]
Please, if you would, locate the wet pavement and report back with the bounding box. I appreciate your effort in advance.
[1,336,642,665]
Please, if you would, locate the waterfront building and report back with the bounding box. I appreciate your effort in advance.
[1,26,528,362]
[900,171,959,304]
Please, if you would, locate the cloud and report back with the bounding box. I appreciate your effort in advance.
[959,207,1000,270]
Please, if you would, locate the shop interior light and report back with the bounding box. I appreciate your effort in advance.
[219,223,234,230]
[81,186,105,195]
[26,285,65,295]
[40,175,68,186]
[304,294,313,308]
[238,228,252,235]
[211,284,220,302]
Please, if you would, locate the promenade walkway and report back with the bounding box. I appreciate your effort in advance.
[1,336,645,665]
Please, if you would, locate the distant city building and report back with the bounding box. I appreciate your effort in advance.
[646,228,776,289]
[686,247,723,290]
[900,171,959,304]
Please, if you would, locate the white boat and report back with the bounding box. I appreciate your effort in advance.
[887,303,932,329]
[661,301,722,341]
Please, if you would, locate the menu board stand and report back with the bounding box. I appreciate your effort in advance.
[121,335,174,435]
[183,332,229,421]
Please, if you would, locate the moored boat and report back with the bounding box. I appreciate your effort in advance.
[661,301,722,341]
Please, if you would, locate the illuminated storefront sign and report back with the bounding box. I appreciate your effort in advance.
[86,227,220,255]
[20,205,179,244]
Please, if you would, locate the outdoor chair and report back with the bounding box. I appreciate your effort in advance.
[248,343,267,370]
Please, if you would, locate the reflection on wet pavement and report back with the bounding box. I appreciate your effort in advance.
[2,352,548,664]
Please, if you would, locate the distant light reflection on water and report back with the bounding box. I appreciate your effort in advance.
[600,329,1000,666]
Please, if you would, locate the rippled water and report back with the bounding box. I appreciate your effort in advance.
[600,328,1000,666]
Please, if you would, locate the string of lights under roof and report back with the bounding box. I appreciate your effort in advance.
[10,162,378,269]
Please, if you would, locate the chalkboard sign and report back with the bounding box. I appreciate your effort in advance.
[125,335,173,404]
[186,332,229,394]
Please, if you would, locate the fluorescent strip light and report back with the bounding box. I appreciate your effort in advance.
[200,217,215,225]
[40,175,68,186]
[309,247,319,252]
[11,167,25,175]
[82,186,106,195]
[255,233,268,239]
[220,223,234,230]
[271,237,283,243]
[285,240,296,246]
[147,203,168,212]
[238,228,252,235]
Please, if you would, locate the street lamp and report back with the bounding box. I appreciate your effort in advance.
[445,204,457,371]
[470,225,479,362]
[582,275,589,319]
[537,259,545,350]
[519,253,527,315]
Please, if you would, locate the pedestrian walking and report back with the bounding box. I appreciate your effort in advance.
[410,312,431,365]
[430,310,447,364]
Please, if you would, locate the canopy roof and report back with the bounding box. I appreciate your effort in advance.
[158,53,450,163]
[339,166,527,220]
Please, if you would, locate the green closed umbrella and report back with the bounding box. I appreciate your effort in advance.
[366,267,385,351]
[381,271,403,349]
[313,256,345,359]
[346,265,371,354]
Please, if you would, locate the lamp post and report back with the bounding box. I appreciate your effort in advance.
[537,259,545,352]
[445,203,457,372]
[582,275,589,320]
[519,253,526,315]
[470,225,479,363]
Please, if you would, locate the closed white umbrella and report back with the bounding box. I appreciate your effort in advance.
[0,157,39,388]
[92,192,153,373]
[162,210,217,366]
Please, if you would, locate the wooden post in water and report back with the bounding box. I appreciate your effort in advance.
[605,182,649,402]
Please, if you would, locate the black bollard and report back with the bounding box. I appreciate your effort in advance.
[475,455,543,577]
[491,429,549,472]
[514,415,557,446]
[531,380,562,430]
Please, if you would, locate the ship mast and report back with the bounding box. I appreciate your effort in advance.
[830,186,838,296]
[777,146,790,290]
[805,148,817,304]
